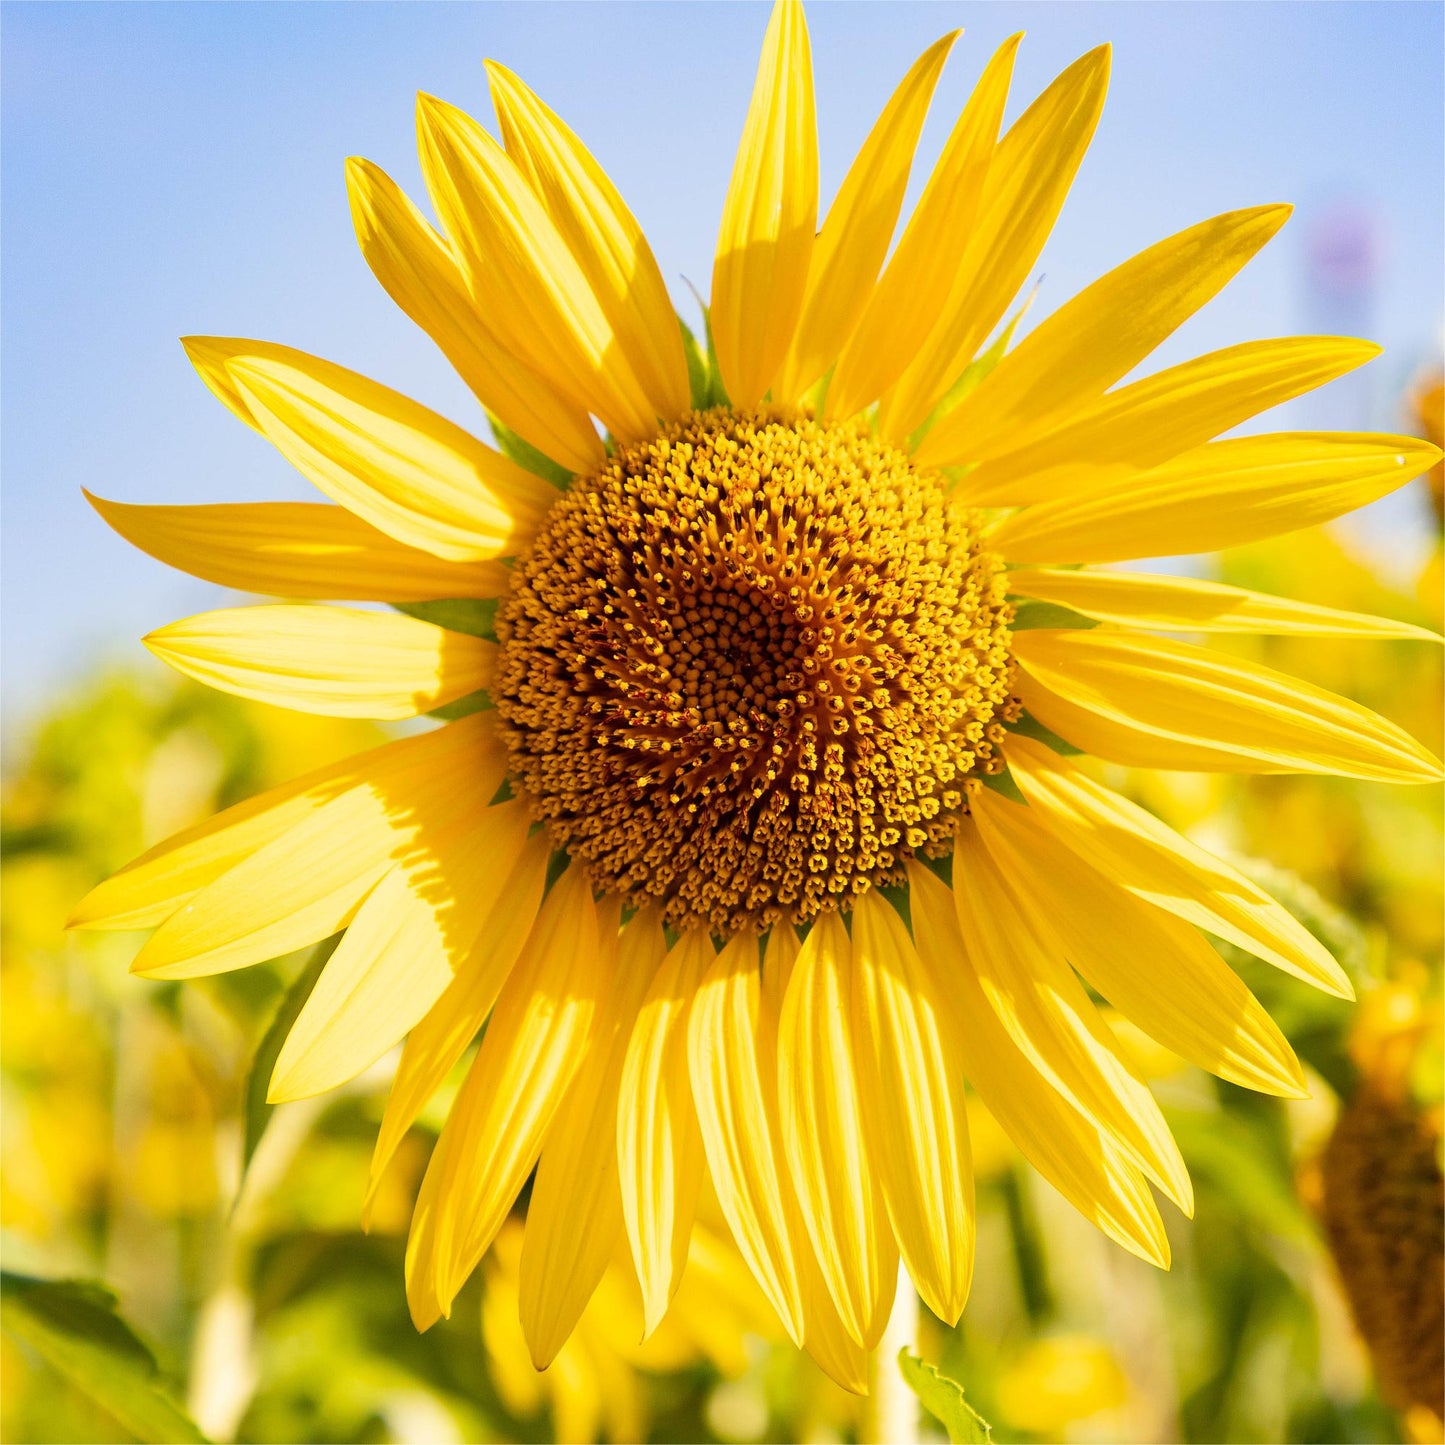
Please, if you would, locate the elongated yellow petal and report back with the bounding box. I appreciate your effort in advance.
[130,715,504,979]
[687,934,805,1344]
[519,906,661,1368]
[405,861,602,1325]
[711,0,817,407]
[774,30,958,402]
[68,744,387,932]
[756,926,868,1394]
[952,823,1192,1214]
[828,34,1019,425]
[145,604,493,720]
[1009,567,1443,642]
[269,803,534,1102]
[87,494,507,602]
[416,94,658,443]
[487,63,689,423]
[850,889,974,1323]
[879,45,1110,440]
[994,431,1443,563]
[956,336,1380,501]
[917,205,1290,467]
[618,929,711,1336]
[208,343,554,562]
[345,156,604,476]
[777,910,898,1348]
[971,789,1306,1097]
[907,862,1170,1268]
[1005,736,1351,996]
[1013,628,1443,783]
[365,822,548,1211]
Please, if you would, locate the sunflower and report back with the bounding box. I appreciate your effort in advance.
[73,0,1442,1394]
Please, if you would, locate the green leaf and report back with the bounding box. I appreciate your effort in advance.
[0,1273,209,1443]
[240,937,338,1182]
[1007,712,1085,756]
[392,598,499,640]
[487,412,574,489]
[898,1350,993,1444]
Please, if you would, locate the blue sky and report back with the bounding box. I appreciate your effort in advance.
[3,1,1442,727]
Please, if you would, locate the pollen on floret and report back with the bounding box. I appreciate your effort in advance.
[495,407,1018,935]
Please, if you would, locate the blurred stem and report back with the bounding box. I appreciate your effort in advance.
[861,1264,918,1445]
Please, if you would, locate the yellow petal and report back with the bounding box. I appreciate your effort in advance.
[850,889,975,1324]
[130,715,504,979]
[878,44,1110,440]
[687,933,805,1344]
[144,604,493,720]
[971,789,1306,1097]
[617,929,711,1336]
[519,905,661,1368]
[365,823,549,1211]
[827,33,1020,425]
[916,205,1291,467]
[1004,735,1352,997]
[907,862,1171,1268]
[69,746,385,933]
[711,0,817,407]
[956,336,1381,502]
[757,926,868,1394]
[415,94,658,443]
[777,910,898,1348]
[487,63,690,423]
[87,494,507,602]
[773,30,958,402]
[951,824,1192,1214]
[1008,567,1443,642]
[268,803,534,1102]
[404,861,602,1325]
[1012,628,1444,783]
[993,431,1444,564]
[202,342,555,562]
[346,155,606,476]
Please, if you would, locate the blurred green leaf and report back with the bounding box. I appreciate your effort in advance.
[241,937,338,1182]
[426,688,493,721]
[680,292,727,409]
[487,413,573,489]
[0,1273,208,1443]
[898,1350,993,1444]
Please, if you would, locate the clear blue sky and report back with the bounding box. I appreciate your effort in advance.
[3,1,1442,727]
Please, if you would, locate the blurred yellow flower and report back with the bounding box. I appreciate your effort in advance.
[73,0,1442,1395]
[996,1334,1129,1435]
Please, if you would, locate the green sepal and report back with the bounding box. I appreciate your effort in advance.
[428,689,493,721]
[908,282,1039,451]
[897,1350,994,1444]
[1009,598,1100,632]
[0,1273,210,1443]
[979,768,1027,804]
[1007,711,1085,756]
[680,289,729,409]
[487,412,574,489]
[393,597,499,639]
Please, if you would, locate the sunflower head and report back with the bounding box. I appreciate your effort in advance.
[496,406,1017,934]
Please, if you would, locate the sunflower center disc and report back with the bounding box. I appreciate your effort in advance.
[495,407,1016,935]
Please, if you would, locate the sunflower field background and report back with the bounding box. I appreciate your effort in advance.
[3,4,1443,1444]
